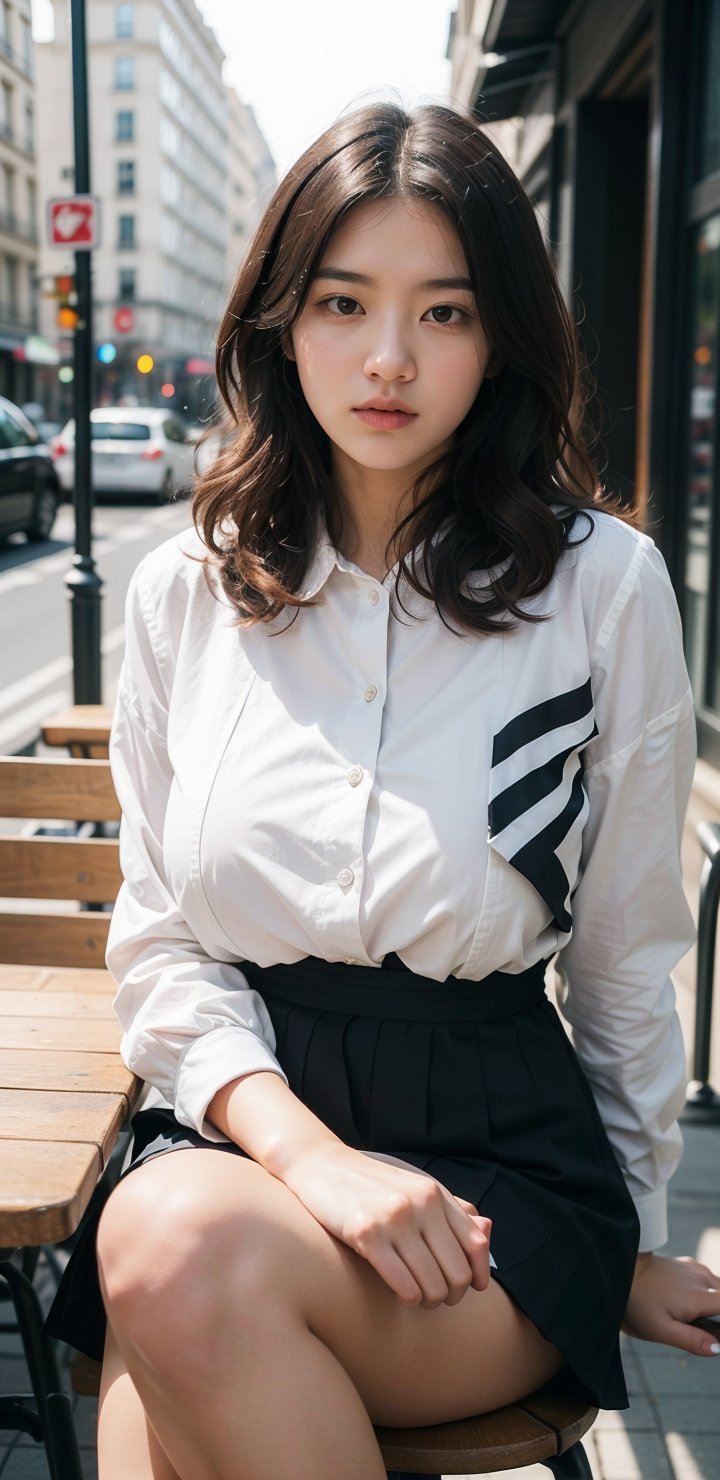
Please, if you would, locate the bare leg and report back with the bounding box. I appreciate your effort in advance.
[97,1322,182,1480]
[97,1150,564,1480]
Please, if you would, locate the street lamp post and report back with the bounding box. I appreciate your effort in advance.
[64,0,103,703]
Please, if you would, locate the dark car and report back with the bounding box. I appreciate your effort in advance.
[0,396,61,542]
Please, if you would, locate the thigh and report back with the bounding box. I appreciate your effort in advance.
[98,1147,563,1428]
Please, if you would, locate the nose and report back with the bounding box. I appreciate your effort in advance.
[362,312,416,383]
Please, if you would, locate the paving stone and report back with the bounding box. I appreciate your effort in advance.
[593,1428,674,1479]
[665,1430,720,1479]
[593,1396,658,1431]
[657,1397,720,1435]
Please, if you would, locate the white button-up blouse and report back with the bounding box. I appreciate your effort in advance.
[106,506,697,1252]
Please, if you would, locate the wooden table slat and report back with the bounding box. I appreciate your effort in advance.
[0,1139,103,1244]
[0,990,115,1018]
[0,1089,131,1164]
[0,1046,137,1095]
[2,1016,122,1052]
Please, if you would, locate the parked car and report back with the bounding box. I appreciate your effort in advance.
[0,395,61,542]
[52,407,196,502]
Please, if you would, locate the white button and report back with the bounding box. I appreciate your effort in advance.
[368,589,379,605]
[344,957,364,965]
[363,685,378,702]
[336,867,354,887]
[347,766,363,786]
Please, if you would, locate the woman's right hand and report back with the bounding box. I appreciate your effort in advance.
[280,1140,492,1310]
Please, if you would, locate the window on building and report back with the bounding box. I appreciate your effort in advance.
[27,261,37,327]
[24,100,33,151]
[26,177,35,235]
[20,16,31,73]
[117,159,135,195]
[118,213,135,247]
[0,81,12,136]
[116,108,134,141]
[118,267,136,301]
[2,163,13,217]
[115,4,134,38]
[115,55,135,91]
[4,254,18,314]
[0,2,9,47]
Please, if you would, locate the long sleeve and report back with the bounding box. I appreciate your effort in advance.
[554,538,697,1251]
[105,556,288,1142]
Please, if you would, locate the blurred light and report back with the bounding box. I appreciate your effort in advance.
[694,345,713,365]
[58,366,74,383]
[98,341,117,364]
[57,306,78,330]
[161,382,175,397]
[137,353,154,374]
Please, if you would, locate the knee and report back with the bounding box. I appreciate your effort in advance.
[96,1163,294,1378]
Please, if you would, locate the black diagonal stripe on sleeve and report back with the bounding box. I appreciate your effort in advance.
[491,677,594,767]
[489,719,598,836]
[506,766,588,931]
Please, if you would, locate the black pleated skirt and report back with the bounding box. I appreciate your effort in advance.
[44,953,640,1409]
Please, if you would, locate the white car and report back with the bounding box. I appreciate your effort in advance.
[52,407,196,502]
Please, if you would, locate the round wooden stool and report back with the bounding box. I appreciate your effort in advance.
[375,1371,597,1476]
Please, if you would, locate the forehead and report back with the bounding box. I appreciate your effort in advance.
[320,197,469,277]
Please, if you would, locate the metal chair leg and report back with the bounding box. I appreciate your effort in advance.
[543,1439,594,1477]
[0,1253,84,1480]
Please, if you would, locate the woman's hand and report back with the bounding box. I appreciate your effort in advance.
[622,1252,720,1356]
[281,1141,492,1310]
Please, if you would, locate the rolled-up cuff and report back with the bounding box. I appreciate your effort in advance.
[632,1186,668,1251]
[173,1026,289,1142]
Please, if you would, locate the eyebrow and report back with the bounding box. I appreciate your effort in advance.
[314,267,475,292]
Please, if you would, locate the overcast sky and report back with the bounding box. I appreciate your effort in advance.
[32,0,455,181]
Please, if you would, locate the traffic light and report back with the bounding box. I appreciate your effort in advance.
[54,274,78,331]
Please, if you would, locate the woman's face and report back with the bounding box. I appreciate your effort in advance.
[287,197,492,481]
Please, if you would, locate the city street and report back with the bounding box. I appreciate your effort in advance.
[0,494,193,756]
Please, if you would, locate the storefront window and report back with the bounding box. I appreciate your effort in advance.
[696,0,720,179]
[684,214,720,709]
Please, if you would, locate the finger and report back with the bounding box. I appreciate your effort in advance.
[391,1228,461,1309]
[361,1239,425,1308]
[412,1220,477,1307]
[443,1199,491,1292]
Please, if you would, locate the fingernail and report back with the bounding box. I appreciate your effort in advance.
[707,1342,720,1355]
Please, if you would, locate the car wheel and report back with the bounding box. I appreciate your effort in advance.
[157,469,174,505]
[26,482,59,542]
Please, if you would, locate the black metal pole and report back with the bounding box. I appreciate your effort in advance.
[683,821,720,1123]
[64,0,102,703]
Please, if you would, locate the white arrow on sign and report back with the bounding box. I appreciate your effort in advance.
[54,205,88,239]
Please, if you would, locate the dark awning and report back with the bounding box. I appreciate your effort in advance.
[475,0,574,121]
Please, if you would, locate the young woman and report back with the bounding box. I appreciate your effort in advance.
[46,101,720,1480]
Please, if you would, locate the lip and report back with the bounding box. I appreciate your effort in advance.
[354,399,417,414]
[352,402,418,431]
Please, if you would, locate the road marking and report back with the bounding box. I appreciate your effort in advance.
[0,507,189,593]
[0,620,127,719]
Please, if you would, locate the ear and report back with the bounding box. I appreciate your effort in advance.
[282,333,296,363]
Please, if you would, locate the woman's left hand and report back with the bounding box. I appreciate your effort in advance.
[622,1252,720,1356]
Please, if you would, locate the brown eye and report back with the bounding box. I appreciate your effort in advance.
[336,296,359,315]
[429,304,462,325]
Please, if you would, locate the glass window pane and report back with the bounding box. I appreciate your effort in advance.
[697,0,720,179]
[92,422,150,441]
[684,213,720,709]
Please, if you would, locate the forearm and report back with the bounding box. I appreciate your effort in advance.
[206,1070,345,1179]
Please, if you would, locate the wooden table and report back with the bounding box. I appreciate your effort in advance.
[0,962,139,1478]
[40,706,113,760]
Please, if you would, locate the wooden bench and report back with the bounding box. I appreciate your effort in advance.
[0,754,598,1478]
[40,704,113,760]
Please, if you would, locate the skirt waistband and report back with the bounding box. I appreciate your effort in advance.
[240,955,550,1022]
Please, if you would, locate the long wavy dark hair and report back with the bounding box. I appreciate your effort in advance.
[192,100,633,633]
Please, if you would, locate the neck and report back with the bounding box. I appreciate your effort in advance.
[328,445,447,580]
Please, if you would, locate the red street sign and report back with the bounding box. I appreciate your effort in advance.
[114,307,134,333]
[47,196,100,250]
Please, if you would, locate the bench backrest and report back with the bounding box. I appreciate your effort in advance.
[0,756,121,968]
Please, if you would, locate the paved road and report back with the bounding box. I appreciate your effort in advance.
[0,494,194,755]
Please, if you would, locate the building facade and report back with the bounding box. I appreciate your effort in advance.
[0,0,46,405]
[36,0,230,419]
[225,87,276,294]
